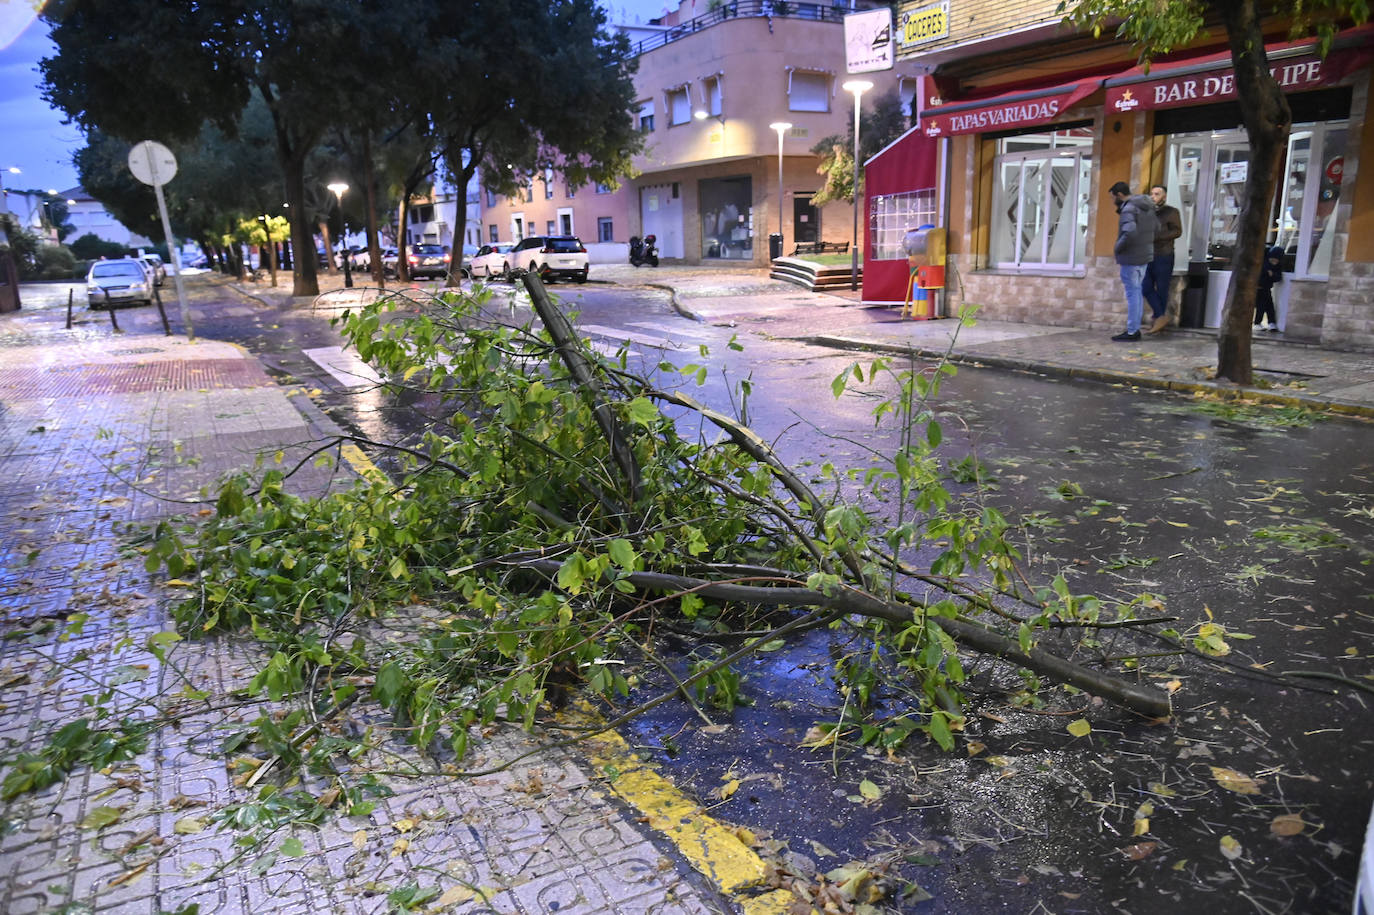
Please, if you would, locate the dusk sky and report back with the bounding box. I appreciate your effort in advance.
[0,0,679,201]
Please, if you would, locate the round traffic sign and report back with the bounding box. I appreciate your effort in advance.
[128,140,178,186]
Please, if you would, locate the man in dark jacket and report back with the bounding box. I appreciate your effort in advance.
[1142,184,1183,334]
[1109,180,1156,342]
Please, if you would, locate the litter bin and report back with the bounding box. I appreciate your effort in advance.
[1179,262,1208,329]
[768,233,782,261]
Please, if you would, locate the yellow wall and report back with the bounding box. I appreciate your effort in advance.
[1093,111,1138,259]
[1349,72,1374,263]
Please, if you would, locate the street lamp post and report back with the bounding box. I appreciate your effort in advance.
[0,166,20,217]
[326,182,353,288]
[841,79,873,292]
[768,121,792,260]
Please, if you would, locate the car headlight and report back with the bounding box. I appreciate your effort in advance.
[131,281,146,290]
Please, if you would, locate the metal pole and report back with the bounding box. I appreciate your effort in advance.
[65,288,73,329]
[850,94,861,292]
[342,221,353,288]
[776,131,785,242]
[142,146,193,340]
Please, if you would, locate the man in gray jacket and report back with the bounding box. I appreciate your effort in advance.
[1108,180,1156,342]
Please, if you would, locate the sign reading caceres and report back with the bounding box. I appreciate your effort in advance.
[898,1,948,51]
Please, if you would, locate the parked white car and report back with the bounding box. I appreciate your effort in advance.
[86,259,152,308]
[137,254,166,286]
[470,243,515,280]
[508,235,589,283]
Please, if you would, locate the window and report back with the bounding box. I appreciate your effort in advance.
[598,217,614,242]
[989,126,1093,270]
[788,70,831,112]
[595,182,611,195]
[667,86,692,125]
[559,210,573,235]
[409,204,435,224]
[545,220,556,235]
[544,168,554,199]
[524,181,533,203]
[486,190,497,207]
[869,190,938,260]
[566,184,576,198]
[638,100,655,133]
[702,75,722,119]
[700,176,753,259]
[489,224,498,242]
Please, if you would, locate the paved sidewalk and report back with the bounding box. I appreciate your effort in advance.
[590,264,1374,418]
[0,294,740,914]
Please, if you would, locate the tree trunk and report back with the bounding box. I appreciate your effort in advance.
[319,221,335,275]
[1214,0,1291,385]
[397,198,411,282]
[445,162,474,290]
[281,152,320,297]
[363,130,384,288]
[265,240,278,288]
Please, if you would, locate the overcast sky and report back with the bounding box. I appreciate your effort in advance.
[0,0,683,199]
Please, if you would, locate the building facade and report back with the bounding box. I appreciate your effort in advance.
[482,0,920,267]
[894,0,1374,348]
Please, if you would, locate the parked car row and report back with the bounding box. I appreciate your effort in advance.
[470,236,589,284]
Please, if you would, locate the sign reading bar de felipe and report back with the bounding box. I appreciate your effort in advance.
[1107,54,1331,113]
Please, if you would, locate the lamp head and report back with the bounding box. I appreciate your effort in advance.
[769,121,793,134]
[842,79,874,96]
[326,182,349,200]
[5,167,19,175]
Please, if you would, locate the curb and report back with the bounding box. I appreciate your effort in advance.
[798,333,1374,420]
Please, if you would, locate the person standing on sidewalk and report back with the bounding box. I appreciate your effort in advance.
[1108,181,1156,342]
[1254,244,1284,331]
[1142,184,1182,334]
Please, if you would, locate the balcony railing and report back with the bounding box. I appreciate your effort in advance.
[626,0,850,56]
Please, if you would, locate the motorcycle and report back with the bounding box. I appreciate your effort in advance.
[628,234,659,268]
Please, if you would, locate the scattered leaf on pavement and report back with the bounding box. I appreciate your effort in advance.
[1219,835,1243,860]
[1210,766,1261,794]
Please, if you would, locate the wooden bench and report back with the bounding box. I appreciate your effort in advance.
[790,240,850,257]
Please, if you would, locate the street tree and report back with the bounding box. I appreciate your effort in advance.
[403,0,643,285]
[810,89,908,207]
[1062,0,1368,384]
[41,0,393,297]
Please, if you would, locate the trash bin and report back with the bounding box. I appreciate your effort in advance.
[1180,262,1208,329]
[768,233,782,261]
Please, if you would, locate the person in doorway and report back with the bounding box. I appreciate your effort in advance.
[1254,245,1284,332]
[1109,181,1156,342]
[1142,184,1182,334]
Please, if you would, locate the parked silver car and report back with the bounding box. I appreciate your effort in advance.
[86,259,152,308]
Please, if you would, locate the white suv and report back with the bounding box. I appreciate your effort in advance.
[508,236,589,284]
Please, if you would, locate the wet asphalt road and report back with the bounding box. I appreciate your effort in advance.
[45,276,1373,913]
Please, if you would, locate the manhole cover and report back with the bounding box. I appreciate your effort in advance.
[109,347,162,355]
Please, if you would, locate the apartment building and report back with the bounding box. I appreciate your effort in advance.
[891,0,1374,347]
[482,0,920,267]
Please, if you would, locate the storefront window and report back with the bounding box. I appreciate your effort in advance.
[700,176,753,259]
[1166,120,1347,278]
[989,127,1091,270]
[869,190,937,260]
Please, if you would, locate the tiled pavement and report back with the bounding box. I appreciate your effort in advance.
[0,295,735,914]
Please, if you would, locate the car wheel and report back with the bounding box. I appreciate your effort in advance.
[502,262,513,281]
[575,269,588,284]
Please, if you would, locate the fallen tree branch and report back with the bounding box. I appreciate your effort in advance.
[520,559,1171,718]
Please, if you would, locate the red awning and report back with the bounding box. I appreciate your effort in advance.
[919,77,1103,138]
[1105,25,1374,114]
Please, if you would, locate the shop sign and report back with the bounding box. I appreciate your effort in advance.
[845,7,894,74]
[1107,54,1329,113]
[897,1,948,53]
[921,79,1101,137]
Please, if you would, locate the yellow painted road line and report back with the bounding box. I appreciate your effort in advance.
[339,443,388,485]
[571,705,793,913]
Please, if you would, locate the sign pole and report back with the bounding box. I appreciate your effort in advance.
[130,141,193,340]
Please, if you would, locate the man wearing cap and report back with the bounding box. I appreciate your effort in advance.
[1108,180,1156,342]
